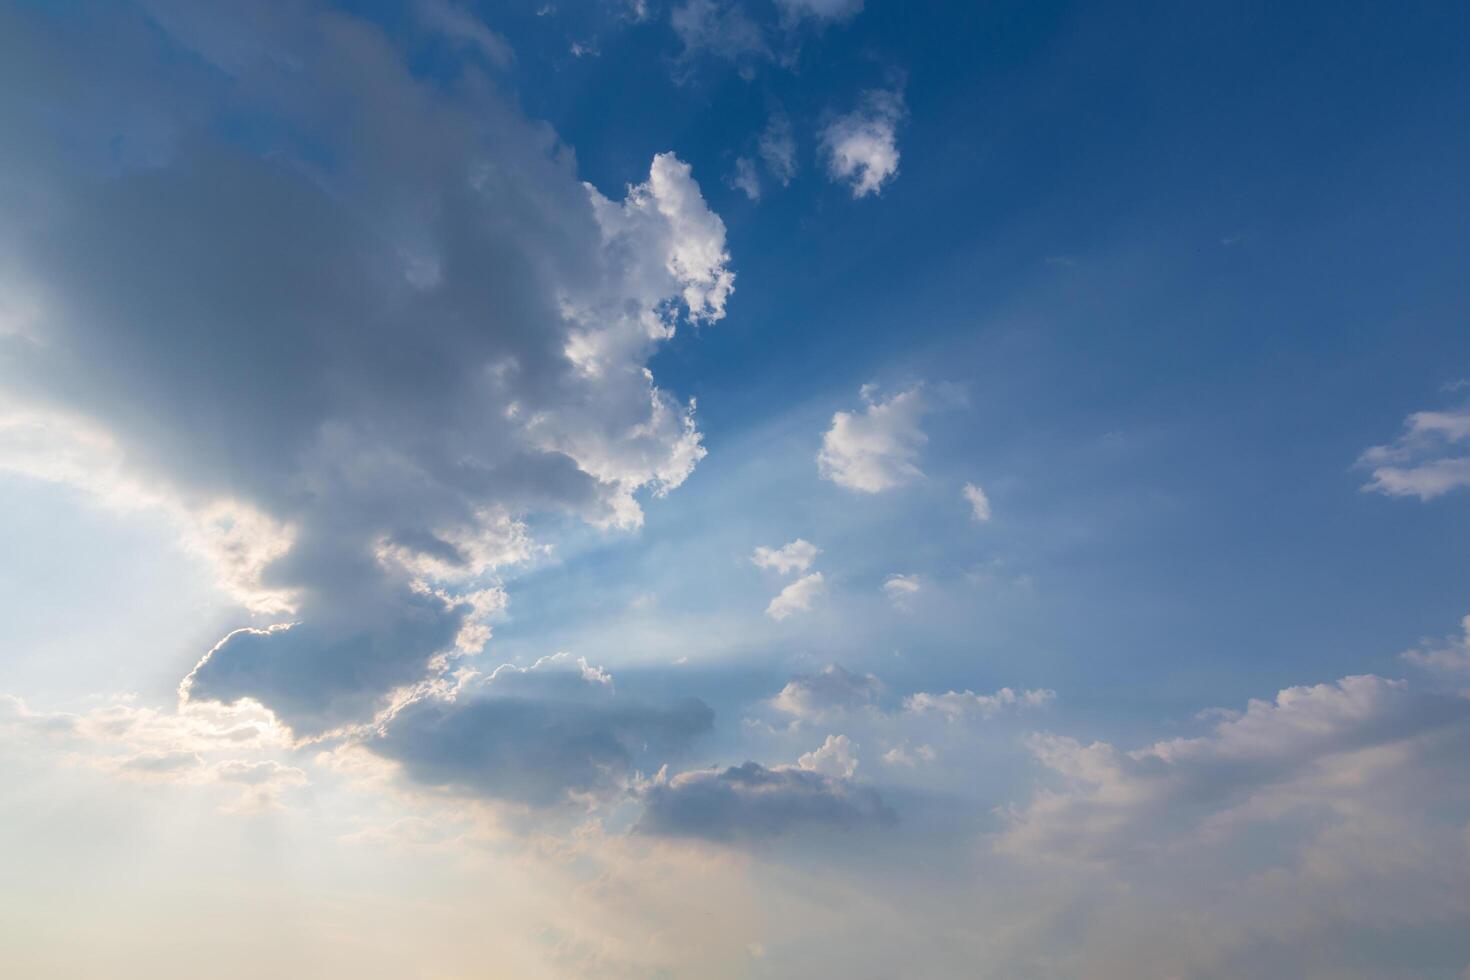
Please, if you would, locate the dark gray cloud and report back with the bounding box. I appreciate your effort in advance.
[0,2,733,734]
[184,595,467,735]
[368,658,713,806]
[637,761,893,841]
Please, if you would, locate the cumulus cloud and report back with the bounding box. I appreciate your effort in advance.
[905,686,1055,721]
[817,385,931,492]
[751,538,820,575]
[962,482,991,522]
[765,572,826,620]
[797,733,859,779]
[0,2,733,735]
[821,88,905,198]
[770,664,884,718]
[1358,406,1470,500]
[368,654,713,806]
[637,759,891,842]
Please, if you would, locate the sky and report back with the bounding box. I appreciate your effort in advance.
[2,0,1470,977]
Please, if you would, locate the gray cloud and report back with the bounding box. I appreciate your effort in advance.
[367,655,713,806]
[0,2,733,735]
[637,760,893,841]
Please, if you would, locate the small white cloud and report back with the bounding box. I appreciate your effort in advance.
[882,742,936,767]
[962,482,991,522]
[798,733,859,779]
[905,686,1055,720]
[821,88,905,198]
[770,663,883,718]
[883,573,920,610]
[817,385,929,492]
[752,538,820,575]
[1401,614,1470,675]
[1357,406,1470,500]
[728,156,761,200]
[766,571,825,620]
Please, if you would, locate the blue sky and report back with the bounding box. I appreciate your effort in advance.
[3,1,1470,977]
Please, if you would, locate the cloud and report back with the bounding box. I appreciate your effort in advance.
[670,0,864,74]
[821,88,905,198]
[774,0,863,22]
[1400,614,1470,675]
[999,673,1470,865]
[367,654,713,806]
[416,0,514,67]
[881,742,935,767]
[758,110,798,185]
[671,0,769,66]
[213,759,308,787]
[770,664,884,718]
[751,538,820,575]
[882,573,920,609]
[962,482,991,522]
[0,3,733,735]
[817,385,930,492]
[1358,406,1470,500]
[797,733,859,779]
[765,571,826,620]
[637,759,891,842]
[905,686,1055,721]
[727,156,761,200]
[118,750,203,776]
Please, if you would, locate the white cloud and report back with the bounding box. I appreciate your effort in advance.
[821,88,905,198]
[882,573,920,609]
[999,672,1470,866]
[752,538,820,575]
[962,482,991,522]
[1358,406,1470,500]
[905,686,1055,720]
[766,571,825,620]
[728,156,761,200]
[817,385,930,492]
[798,733,859,779]
[671,0,770,65]
[770,664,884,718]
[1401,614,1470,675]
[881,742,936,767]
